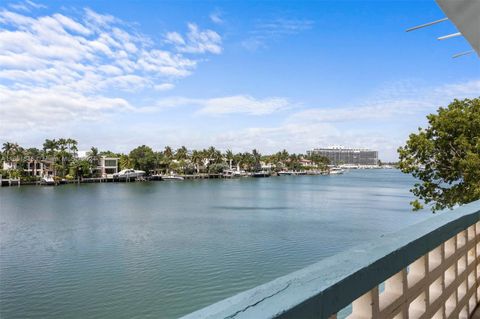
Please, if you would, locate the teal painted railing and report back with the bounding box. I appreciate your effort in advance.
[181,200,480,319]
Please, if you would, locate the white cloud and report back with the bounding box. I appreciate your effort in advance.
[166,23,222,54]
[152,95,290,115]
[84,7,117,27]
[256,18,314,35]
[209,11,223,25]
[8,0,45,12]
[26,0,45,9]
[165,31,185,46]
[154,83,175,91]
[242,18,314,51]
[0,8,203,91]
[125,79,477,160]
[0,85,132,133]
[226,79,480,161]
[0,6,223,138]
[197,95,289,115]
[53,13,91,35]
[289,79,480,124]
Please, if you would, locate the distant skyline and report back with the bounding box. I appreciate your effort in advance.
[0,0,479,161]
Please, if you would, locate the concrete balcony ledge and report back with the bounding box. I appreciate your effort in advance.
[181,200,480,319]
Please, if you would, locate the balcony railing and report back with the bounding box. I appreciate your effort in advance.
[181,200,480,319]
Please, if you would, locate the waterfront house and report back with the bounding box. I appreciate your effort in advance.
[97,156,119,178]
[28,160,54,177]
[261,161,274,171]
[300,158,314,167]
[2,161,17,171]
[2,159,54,177]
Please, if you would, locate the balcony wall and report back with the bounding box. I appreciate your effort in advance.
[181,200,480,319]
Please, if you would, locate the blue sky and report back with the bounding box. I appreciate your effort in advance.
[0,0,478,161]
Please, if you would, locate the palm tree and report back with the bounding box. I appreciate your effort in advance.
[56,139,69,177]
[66,138,78,158]
[87,147,101,165]
[2,143,23,177]
[191,150,203,173]
[87,147,101,176]
[13,144,26,177]
[233,153,243,171]
[119,154,132,170]
[239,152,254,171]
[42,139,57,158]
[175,146,188,161]
[2,142,16,162]
[25,148,42,176]
[225,149,234,169]
[164,146,173,159]
[252,149,262,172]
[41,139,59,176]
[206,146,222,164]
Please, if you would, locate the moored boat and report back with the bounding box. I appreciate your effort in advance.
[329,167,345,175]
[113,169,146,179]
[223,170,240,178]
[252,171,271,178]
[41,175,55,185]
[162,175,184,181]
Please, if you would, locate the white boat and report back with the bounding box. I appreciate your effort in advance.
[223,170,243,178]
[278,171,294,176]
[162,175,184,181]
[113,169,146,179]
[41,175,55,185]
[329,167,345,175]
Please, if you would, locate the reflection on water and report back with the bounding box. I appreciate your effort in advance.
[0,170,431,318]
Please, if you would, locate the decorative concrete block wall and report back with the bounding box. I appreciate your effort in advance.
[343,223,479,319]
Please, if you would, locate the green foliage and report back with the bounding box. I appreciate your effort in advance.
[3,139,335,179]
[69,159,93,179]
[182,162,196,175]
[119,154,132,170]
[251,149,262,171]
[307,153,330,169]
[20,175,40,183]
[208,163,228,174]
[41,138,79,177]
[287,160,302,171]
[398,98,480,212]
[129,145,156,174]
[0,169,7,177]
[100,150,121,157]
[174,146,188,161]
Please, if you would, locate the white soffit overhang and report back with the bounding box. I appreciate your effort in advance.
[435,0,480,56]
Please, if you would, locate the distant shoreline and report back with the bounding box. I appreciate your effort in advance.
[0,167,396,187]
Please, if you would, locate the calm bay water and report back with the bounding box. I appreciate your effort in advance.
[0,170,432,318]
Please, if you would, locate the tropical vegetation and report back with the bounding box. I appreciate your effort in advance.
[398,97,480,212]
[1,138,330,181]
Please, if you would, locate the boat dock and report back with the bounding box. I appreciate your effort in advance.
[0,169,345,187]
[1,173,227,187]
[0,177,20,187]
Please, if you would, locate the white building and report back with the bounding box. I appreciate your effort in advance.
[97,156,118,177]
[307,146,379,166]
[2,160,54,177]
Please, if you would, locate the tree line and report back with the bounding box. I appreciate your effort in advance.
[1,140,329,180]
